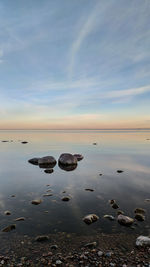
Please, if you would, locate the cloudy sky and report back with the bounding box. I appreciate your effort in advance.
[0,0,150,129]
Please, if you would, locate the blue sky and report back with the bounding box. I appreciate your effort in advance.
[0,0,150,129]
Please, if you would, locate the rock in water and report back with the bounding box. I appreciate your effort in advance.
[4,210,11,215]
[134,208,145,214]
[31,199,42,205]
[15,217,25,221]
[35,235,49,242]
[44,168,54,174]
[136,236,150,247]
[117,214,134,226]
[38,156,56,168]
[73,154,84,161]
[61,196,70,201]
[2,224,16,232]
[135,213,145,221]
[28,158,40,165]
[83,214,99,225]
[85,188,94,192]
[58,163,77,171]
[103,215,115,221]
[58,153,77,166]
[21,141,28,144]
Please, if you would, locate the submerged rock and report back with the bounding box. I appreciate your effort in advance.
[2,224,16,232]
[73,154,84,161]
[61,196,70,202]
[134,208,145,214]
[135,213,145,221]
[28,158,40,165]
[38,156,56,168]
[117,214,134,226]
[4,211,11,215]
[44,168,54,174]
[83,214,99,225]
[136,235,150,247]
[103,215,115,221]
[112,203,119,209]
[31,199,42,205]
[35,235,49,242]
[58,153,77,166]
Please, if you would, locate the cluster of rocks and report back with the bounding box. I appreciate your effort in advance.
[28,153,84,173]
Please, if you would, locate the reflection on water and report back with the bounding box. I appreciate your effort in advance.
[0,130,150,237]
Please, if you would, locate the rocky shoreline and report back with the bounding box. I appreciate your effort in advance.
[0,232,149,266]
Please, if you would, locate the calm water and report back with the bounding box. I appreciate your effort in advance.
[0,130,150,237]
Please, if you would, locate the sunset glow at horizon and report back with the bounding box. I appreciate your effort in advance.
[0,0,150,130]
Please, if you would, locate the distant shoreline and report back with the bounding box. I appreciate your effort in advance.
[0,128,150,131]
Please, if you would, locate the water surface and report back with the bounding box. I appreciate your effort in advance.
[0,130,150,237]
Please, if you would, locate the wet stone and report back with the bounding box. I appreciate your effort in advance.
[44,168,54,174]
[73,154,84,161]
[50,245,58,250]
[61,196,70,201]
[112,203,119,209]
[31,199,42,205]
[134,208,145,214]
[135,213,145,221]
[117,214,134,226]
[4,211,11,215]
[21,141,28,144]
[58,153,77,166]
[2,224,16,232]
[28,158,40,165]
[15,217,25,221]
[103,215,115,221]
[97,251,103,257]
[85,188,94,192]
[83,214,99,225]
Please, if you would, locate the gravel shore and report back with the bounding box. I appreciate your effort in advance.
[0,232,149,266]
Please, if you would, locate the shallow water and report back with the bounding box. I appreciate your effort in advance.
[0,130,150,237]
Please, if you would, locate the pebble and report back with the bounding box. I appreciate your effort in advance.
[56,260,62,265]
[97,251,103,257]
[35,235,49,242]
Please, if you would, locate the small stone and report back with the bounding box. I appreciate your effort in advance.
[93,142,97,145]
[28,158,40,165]
[97,251,103,257]
[117,170,124,173]
[43,194,53,197]
[31,199,42,205]
[117,210,124,215]
[134,208,145,214]
[117,214,134,226]
[44,169,54,174]
[105,251,113,257]
[73,154,84,161]
[136,235,150,246]
[21,141,28,144]
[85,188,94,192]
[11,195,16,197]
[135,213,145,221]
[103,215,115,220]
[112,203,119,209]
[83,214,99,225]
[99,173,102,176]
[58,153,77,166]
[2,224,16,232]
[4,210,11,215]
[61,196,70,201]
[35,235,49,242]
[15,217,25,221]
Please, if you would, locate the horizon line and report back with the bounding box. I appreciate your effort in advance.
[0,128,150,131]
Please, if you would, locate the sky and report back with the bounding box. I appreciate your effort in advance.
[0,0,150,129]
